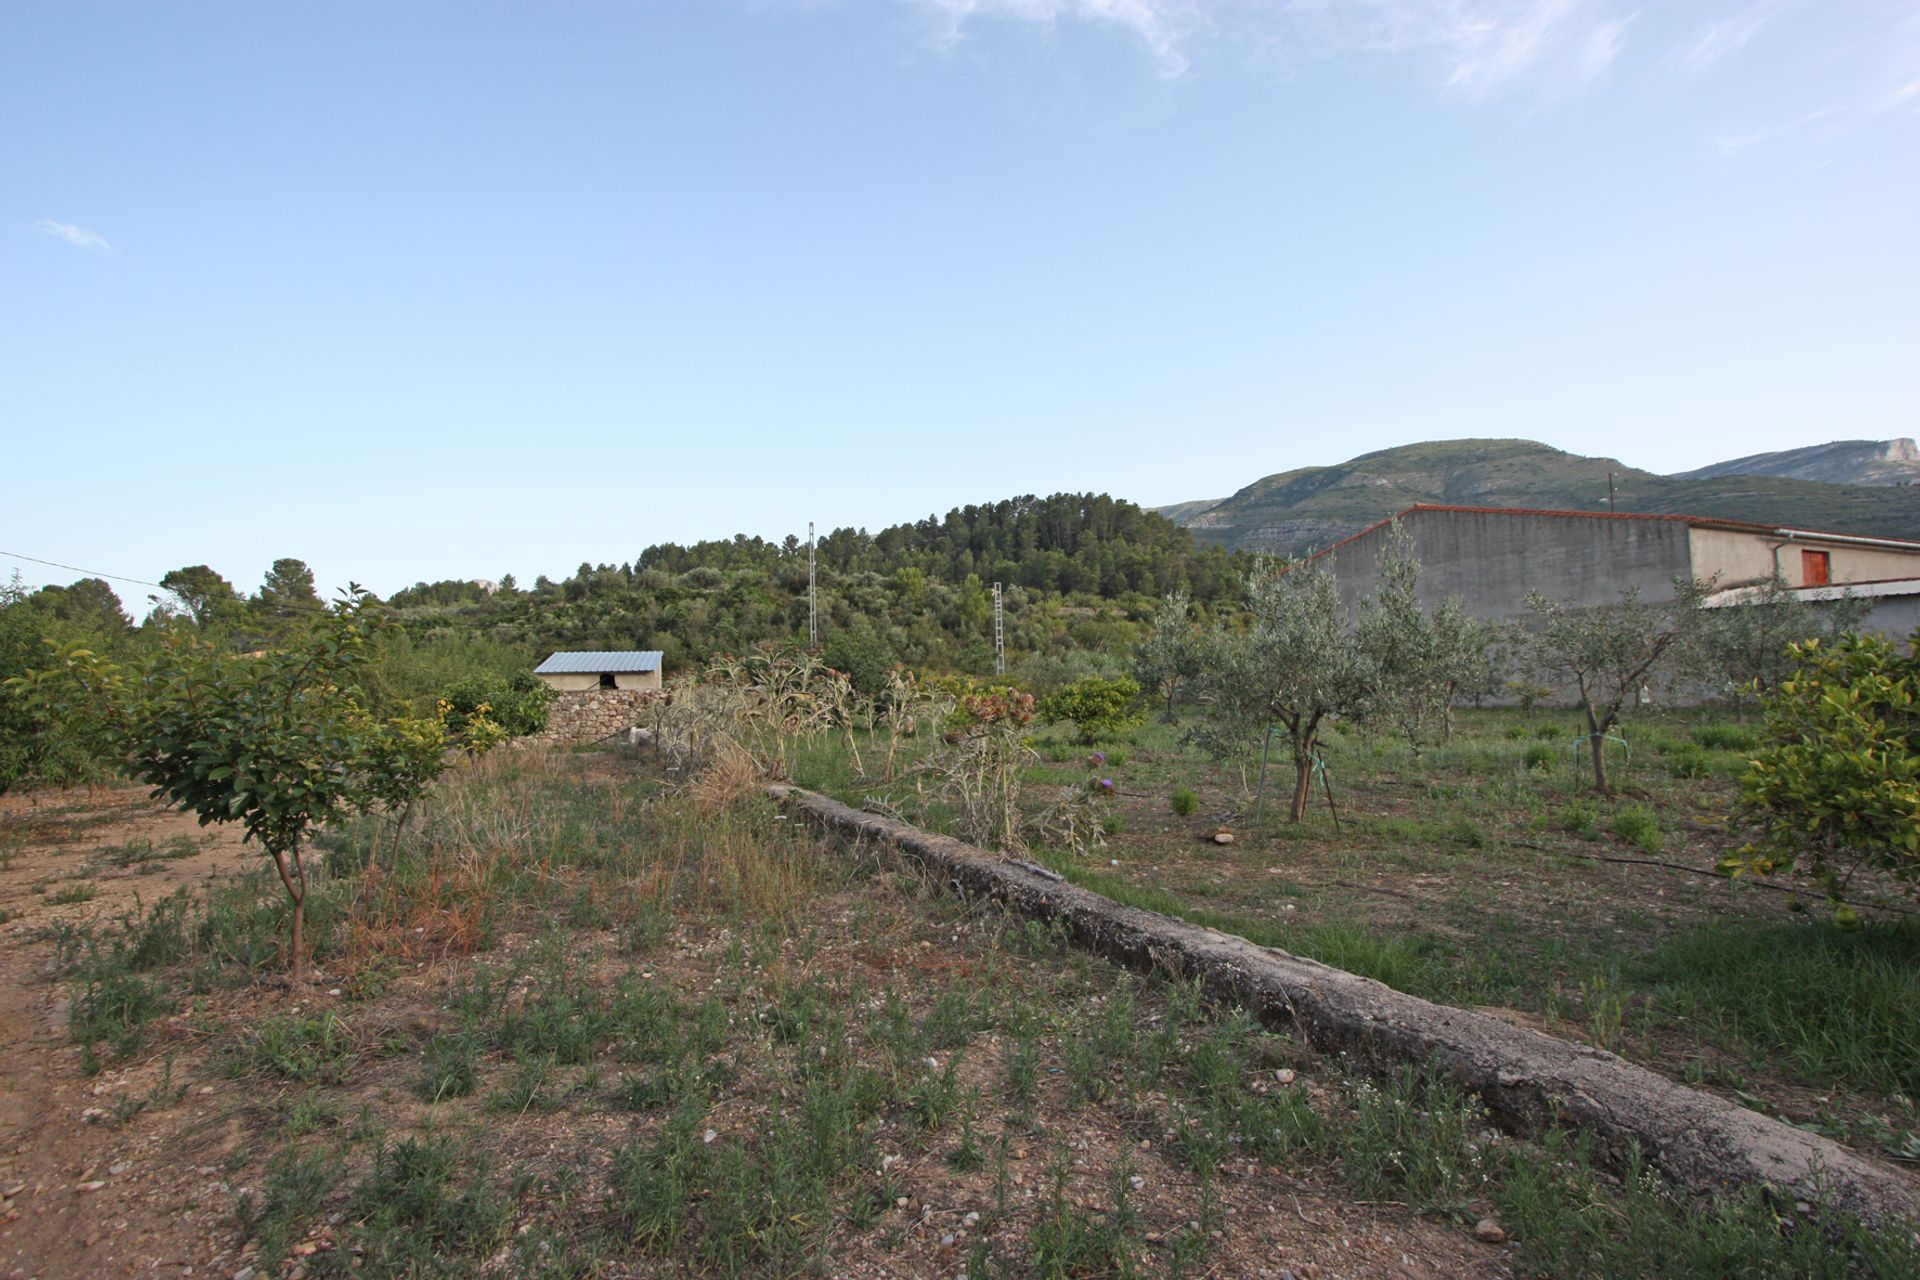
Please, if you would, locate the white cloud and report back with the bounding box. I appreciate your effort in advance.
[1712,104,1842,154]
[915,0,1206,76]
[1283,0,1631,98]
[34,219,110,252]
[900,1,1641,93]
[1679,4,1788,73]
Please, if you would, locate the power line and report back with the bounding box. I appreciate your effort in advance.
[0,549,174,593]
[0,549,333,617]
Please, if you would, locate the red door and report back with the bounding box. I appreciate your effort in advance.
[1801,550,1830,586]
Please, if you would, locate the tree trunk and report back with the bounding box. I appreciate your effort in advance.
[1585,704,1610,795]
[767,782,1920,1229]
[1289,755,1312,822]
[388,797,416,863]
[271,843,309,981]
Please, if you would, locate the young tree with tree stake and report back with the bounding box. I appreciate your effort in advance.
[1191,561,1367,822]
[1352,523,1492,754]
[1523,583,1704,795]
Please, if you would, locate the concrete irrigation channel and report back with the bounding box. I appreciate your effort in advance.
[767,782,1920,1230]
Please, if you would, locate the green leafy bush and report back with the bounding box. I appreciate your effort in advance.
[1610,805,1663,855]
[820,630,894,698]
[1732,632,1920,905]
[1169,787,1199,817]
[441,670,552,737]
[1036,676,1143,744]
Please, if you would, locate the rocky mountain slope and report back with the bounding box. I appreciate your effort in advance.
[1676,439,1919,487]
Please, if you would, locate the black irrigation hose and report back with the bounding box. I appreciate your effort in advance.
[1511,840,1919,918]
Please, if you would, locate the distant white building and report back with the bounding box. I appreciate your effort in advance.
[533,651,664,692]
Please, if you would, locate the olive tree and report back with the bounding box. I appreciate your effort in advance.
[1352,524,1492,754]
[1522,582,1705,794]
[1132,591,1205,719]
[1190,561,1367,821]
[1685,574,1870,700]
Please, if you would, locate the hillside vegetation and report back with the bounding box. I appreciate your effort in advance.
[2,494,1248,752]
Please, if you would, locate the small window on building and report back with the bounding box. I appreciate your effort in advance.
[1801,550,1830,587]
[599,672,618,689]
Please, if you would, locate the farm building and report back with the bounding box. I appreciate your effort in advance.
[1314,505,1920,636]
[533,651,665,692]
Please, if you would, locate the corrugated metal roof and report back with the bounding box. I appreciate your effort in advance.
[535,651,664,675]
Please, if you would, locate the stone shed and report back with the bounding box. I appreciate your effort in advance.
[523,652,666,748]
[533,651,664,692]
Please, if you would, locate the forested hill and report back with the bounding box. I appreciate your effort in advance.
[383,493,1246,674]
[633,493,1228,595]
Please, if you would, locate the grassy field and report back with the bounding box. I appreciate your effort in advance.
[785,705,1920,1168]
[13,746,1917,1277]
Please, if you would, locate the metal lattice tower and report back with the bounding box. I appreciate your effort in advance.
[808,522,818,647]
[992,581,1004,675]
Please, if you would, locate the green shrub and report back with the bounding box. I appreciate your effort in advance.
[1665,747,1710,779]
[1609,805,1663,855]
[1036,677,1143,745]
[1169,787,1199,817]
[1732,633,1919,904]
[1521,744,1555,771]
[441,670,552,737]
[1560,800,1598,838]
[820,630,894,698]
[1445,817,1487,849]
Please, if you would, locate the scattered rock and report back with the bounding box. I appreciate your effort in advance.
[1212,830,1235,846]
[1474,1218,1508,1244]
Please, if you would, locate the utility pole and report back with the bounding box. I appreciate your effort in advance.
[808,522,818,648]
[1607,472,1617,514]
[992,581,1005,675]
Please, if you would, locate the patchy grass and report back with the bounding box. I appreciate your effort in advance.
[27,748,1920,1278]
[784,706,1920,1154]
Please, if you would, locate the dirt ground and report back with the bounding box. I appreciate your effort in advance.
[0,780,1517,1280]
[0,787,265,1280]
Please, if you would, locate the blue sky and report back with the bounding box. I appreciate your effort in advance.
[4,0,1916,609]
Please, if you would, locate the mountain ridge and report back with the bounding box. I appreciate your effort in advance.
[1155,438,1920,558]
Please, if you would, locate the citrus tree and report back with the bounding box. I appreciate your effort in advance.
[1037,675,1142,744]
[0,640,127,794]
[1728,631,1920,909]
[129,591,382,979]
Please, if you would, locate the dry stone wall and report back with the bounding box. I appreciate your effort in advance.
[519,689,660,748]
